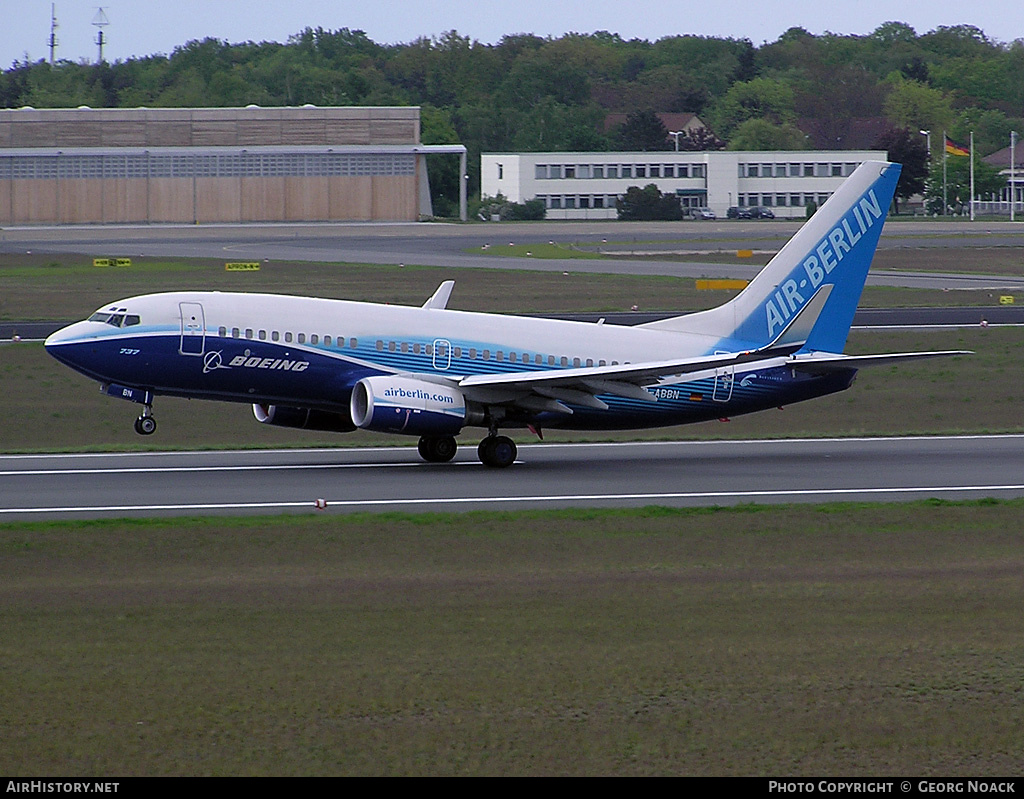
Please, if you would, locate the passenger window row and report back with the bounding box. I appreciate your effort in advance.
[214,327,621,370]
[218,326,358,349]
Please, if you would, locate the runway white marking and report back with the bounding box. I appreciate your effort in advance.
[5,484,1024,516]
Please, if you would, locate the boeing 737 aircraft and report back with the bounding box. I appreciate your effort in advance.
[45,160,965,467]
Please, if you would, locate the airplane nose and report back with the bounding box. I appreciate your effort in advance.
[44,321,97,367]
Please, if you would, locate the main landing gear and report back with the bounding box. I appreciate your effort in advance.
[417,435,458,463]
[478,435,517,468]
[133,405,157,435]
[416,433,518,468]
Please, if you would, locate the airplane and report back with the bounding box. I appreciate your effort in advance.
[45,160,968,468]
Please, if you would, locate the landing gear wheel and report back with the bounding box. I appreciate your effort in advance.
[418,436,458,463]
[478,435,517,468]
[134,415,157,435]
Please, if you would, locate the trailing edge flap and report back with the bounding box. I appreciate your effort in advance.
[422,280,455,310]
[789,350,973,374]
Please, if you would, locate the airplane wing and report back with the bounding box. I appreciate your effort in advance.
[455,350,792,413]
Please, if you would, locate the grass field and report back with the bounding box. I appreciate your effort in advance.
[3,504,1023,776]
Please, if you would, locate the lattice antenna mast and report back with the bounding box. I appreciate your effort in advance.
[48,4,59,65]
[92,7,109,64]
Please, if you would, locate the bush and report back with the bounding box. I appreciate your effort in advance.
[616,184,683,221]
[476,194,546,221]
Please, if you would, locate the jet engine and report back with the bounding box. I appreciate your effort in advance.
[252,404,356,433]
[350,375,480,436]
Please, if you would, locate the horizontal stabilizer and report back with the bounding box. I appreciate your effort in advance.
[763,284,832,354]
[790,350,972,373]
[422,280,455,310]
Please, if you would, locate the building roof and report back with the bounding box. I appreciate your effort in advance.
[983,144,1022,169]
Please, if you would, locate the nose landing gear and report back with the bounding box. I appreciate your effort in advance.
[133,405,157,435]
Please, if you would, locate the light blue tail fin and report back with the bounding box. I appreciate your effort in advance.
[640,160,901,353]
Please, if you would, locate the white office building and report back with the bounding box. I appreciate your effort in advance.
[481,149,888,220]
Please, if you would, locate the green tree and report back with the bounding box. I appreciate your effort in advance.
[616,184,683,220]
[726,118,807,150]
[614,109,669,151]
[925,157,1006,214]
[882,78,956,133]
[708,77,796,139]
[872,128,929,213]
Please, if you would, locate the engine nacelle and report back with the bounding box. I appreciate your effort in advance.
[252,404,356,433]
[350,375,470,437]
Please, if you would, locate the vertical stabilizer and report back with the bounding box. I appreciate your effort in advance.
[640,160,901,353]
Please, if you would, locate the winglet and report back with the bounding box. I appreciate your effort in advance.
[423,280,455,310]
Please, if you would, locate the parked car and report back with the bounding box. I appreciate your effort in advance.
[693,207,716,220]
[749,206,776,219]
[726,206,753,219]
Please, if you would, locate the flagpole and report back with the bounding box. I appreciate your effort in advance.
[1012,131,1018,223]
[942,130,948,216]
[970,131,975,221]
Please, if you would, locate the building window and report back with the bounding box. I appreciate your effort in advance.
[635,166,646,178]
[747,164,759,177]
[535,165,548,180]
[790,194,802,207]
[565,196,576,209]
[663,165,675,178]
[550,197,562,209]
[621,166,632,178]
[606,166,618,178]
[776,194,787,206]
[790,163,802,177]
[649,166,660,178]
[775,164,787,177]
[804,164,815,177]
[564,166,575,178]
[593,166,604,178]
[594,196,605,208]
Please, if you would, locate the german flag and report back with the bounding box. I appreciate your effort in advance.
[945,136,970,156]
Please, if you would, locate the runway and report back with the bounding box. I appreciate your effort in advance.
[3,435,1023,520]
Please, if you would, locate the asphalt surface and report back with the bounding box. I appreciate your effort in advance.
[3,218,1024,288]
[2,436,1022,520]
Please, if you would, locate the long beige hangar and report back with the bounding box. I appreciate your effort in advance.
[0,106,467,225]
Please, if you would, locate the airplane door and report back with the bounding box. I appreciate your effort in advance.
[432,338,452,370]
[713,365,734,402]
[179,302,206,356]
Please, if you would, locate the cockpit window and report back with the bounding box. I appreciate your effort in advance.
[88,311,141,328]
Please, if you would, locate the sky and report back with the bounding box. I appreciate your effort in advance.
[3,0,1024,69]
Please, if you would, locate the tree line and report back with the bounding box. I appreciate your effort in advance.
[3,22,1023,214]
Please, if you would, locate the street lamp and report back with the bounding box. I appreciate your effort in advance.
[919,129,931,158]
[668,131,682,152]
[919,130,932,215]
